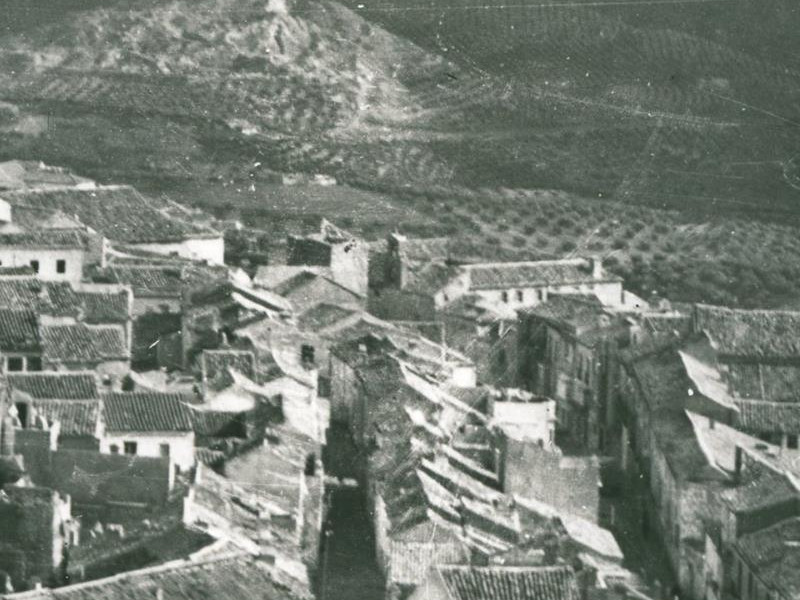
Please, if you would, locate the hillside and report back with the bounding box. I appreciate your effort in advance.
[336,0,800,215]
[2,0,800,309]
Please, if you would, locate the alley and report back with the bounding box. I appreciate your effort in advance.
[319,425,385,600]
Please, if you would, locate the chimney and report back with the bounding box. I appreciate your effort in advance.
[590,256,603,279]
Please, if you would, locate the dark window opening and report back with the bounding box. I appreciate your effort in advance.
[30,260,39,274]
[56,260,66,274]
[159,443,170,458]
[14,402,28,428]
[788,434,799,449]
[301,344,315,365]
[304,453,316,477]
[109,444,119,454]
[7,357,23,372]
[27,356,42,372]
[501,291,509,303]
[516,290,523,302]
[123,441,138,455]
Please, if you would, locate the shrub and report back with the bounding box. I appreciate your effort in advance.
[560,240,577,252]
[612,238,628,250]
[512,235,527,248]
[523,224,536,235]
[636,240,652,252]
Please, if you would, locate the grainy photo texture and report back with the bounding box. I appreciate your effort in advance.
[0,0,798,599]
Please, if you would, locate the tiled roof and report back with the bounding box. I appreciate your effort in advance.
[0,280,127,322]
[202,350,256,384]
[94,265,184,296]
[405,261,460,295]
[436,565,581,600]
[2,550,311,600]
[41,324,128,364]
[190,407,247,438]
[735,400,800,434]
[735,517,800,599]
[0,266,36,277]
[465,259,615,291]
[0,308,40,352]
[31,400,99,436]
[296,303,358,332]
[103,392,193,433]
[721,466,799,513]
[7,372,99,399]
[272,270,360,301]
[78,290,131,324]
[0,160,91,191]
[694,304,800,359]
[0,230,90,249]
[2,185,218,244]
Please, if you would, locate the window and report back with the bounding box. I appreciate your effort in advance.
[56,259,66,274]
[14,402,28,428]
[159,443,170,458]
[537,289,545,301]
[305,453,317,477]
[26,356,42,372]
[123,441,138,455]
[109,444,119,455]
[29,260,39,273]
[788,434,799,449]
[7,357,23,372]
[301,344,316,365]
[516,290,523,302]
[501,291,509,303]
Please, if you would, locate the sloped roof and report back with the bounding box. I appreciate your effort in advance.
[31,400,99,436]
[103,392,193,433]
[0,230,90,249]
[41,324,128,364]
[465,259,616,291]
[734,517,800,600]
[436,565,581,600]
[202,349,256,383]
[0,308,40,352]
[7,372,99,399]
[2,185,218,244]
[1,550,311,600]
[96,265,184,296]
[694,304,800,359]
[735,399,800,435]
[721,465,799,514]
[0,279,128,322]
[189,407,247,438]
[296,303,358,332]
[78,290,131,324]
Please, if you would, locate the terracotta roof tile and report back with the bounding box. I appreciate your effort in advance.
[734,517,800,599]
[735,400,800,434]
[466,259,616,291]
[103,392,193,433]
[7,372,99,399]
[2,550,311,600]
[0,230,90,249]
[694,304,800,359]
[0,308,40,352]
[436,565,581,600]
[2,185,218,244]
[31,400,99,436]
[41,324,128,364]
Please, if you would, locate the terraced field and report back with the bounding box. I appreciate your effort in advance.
[2,0,800,308]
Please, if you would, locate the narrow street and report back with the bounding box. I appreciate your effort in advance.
[319,424,385,600]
